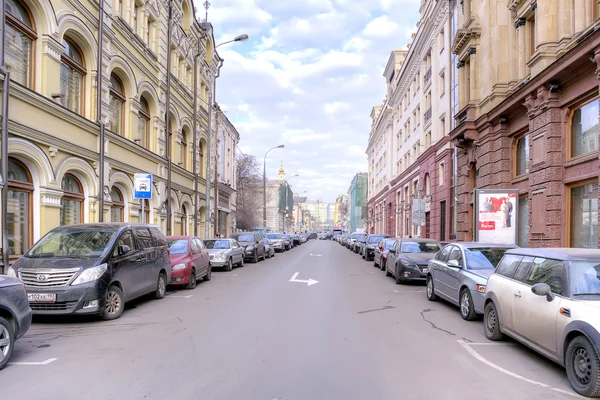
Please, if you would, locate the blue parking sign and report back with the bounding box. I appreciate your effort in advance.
[134,173,152,199]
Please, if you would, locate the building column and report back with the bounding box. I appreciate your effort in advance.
[516,19,527,79]
[41,37,64,99]
[574,0,587,32]
[39,189,62,237]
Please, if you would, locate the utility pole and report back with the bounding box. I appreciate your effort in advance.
[0,0,10,272]
[164,0,173,235]
[96,0,106,224]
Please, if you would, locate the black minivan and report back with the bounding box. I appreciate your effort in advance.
[8,223,171,320]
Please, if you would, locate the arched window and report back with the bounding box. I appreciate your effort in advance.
[5,0,36,87]
[571,98,599,158]
[7,158,33,257]
[168,118,174,159]
[142,199,150,223]
[61,174,84,225]
[180,130,188,169]
[109,73,125,135]
[138,96,150,149]
[110,187,124,222]
[199,141,204,178]
[181,204,188,235]
[60,37,86,114]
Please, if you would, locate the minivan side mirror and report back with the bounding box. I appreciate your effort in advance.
[447,259,460,268]
[118,244,131,256]
[531,283,555,302]
[389,248,396,255]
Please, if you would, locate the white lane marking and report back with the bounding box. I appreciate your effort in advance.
[167,295,193,299]
[467,342,516,346]
[9,358,58,366]
[458,340,584,398]
[393,290,426,293]
[309,253,322,257]
[289,272,319,286]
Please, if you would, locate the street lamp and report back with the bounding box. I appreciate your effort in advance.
[263,145,284,231]
[201,30,248,239]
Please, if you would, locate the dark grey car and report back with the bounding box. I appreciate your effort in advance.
[361,234,391,261]
[0,275,32,369]
[230,232,266,263]
[386,239,441,283]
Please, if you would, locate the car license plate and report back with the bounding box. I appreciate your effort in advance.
[28,293,56,303]
[422,268,428,273]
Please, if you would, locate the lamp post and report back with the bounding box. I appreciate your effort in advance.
[203,32,248,239]
[283,174,298,232]
[263,145,284,231]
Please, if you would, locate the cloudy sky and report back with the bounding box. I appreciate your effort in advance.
[204,0,421,203]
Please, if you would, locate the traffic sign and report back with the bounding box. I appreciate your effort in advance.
[134,173,152,199]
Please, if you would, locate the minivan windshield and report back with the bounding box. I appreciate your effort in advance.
[27,229,116,258]
[167,240,189,254]
[401,242,441,253]
[465,248,511,270]
[570,261,600,296]
[232,234,254,242]
[266,233,282,239]
[204,240,231,249]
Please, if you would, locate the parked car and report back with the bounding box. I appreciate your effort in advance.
[0,275,32,370]
[373,238,397,271]
[427,242,515,320]
[166,236,211,289]
[292,234,301,246]
[349,232,366,249]
[300,234,307,243]
[266,233,285,252]
[8,223,171,320]
[283,234,294,249]
[204,238,244,271]
[263,238,276,258]
[353,235,367,253]
[387,239,442,283]
[484,248,600,397]
[361,234,392,260]
[230,232,266,263]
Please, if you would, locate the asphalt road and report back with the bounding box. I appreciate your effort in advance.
[0,240,583,400]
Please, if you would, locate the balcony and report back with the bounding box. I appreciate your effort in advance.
[424,107,432,124]
[424,67,432,87]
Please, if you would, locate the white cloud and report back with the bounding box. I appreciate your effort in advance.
[211,1,420,201]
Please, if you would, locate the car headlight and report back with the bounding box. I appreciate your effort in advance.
[401,259,418,269]
[172,263,187,271]
[214,253,225,260]
[247,245,254,251]
[72,264,107,285]
[6,266,16,277]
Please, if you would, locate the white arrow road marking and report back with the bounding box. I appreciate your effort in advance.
[167,295,193,299]
[289,272,319,286]
[9,358,58,366]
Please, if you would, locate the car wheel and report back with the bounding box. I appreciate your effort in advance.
[238,257,245,268]
[426,276,438,301]
[385,264,392,277]
[262,249,267,260]
[0,316,15,370]
[565,335,600,397]
[226,258,233,272]
[395,264,403,284]
[102,285,125,320]
[483,302,504,341]
[459,288,478,321]
[374,257,379,268]
[186,269,197,290]
[253,251,258,263]
[154,272,167,299]
[204,265,212,281]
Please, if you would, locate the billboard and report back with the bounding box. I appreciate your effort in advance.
[474,189,519,245]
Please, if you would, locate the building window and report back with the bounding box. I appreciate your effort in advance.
[61,174,84,226]
[60,38,85,114]
[571,99,599,158]
[518,196,529,247]
[180,130,188,169]
[515,135,530,176]
[142,199,150,223]
[528,15,536,59]
[109,73,125,135]
[133,2,140,34]
[441,117,446,137]
[7,158,32,257]
[570,182,598,248]
[440,72,445,96]
[181,205,188,235]
[5,0,36,88]
[168,119,174,160]
[110,187,124,222]
[138,96,150,149]
[439,163,445,186]
[439,28,445,52]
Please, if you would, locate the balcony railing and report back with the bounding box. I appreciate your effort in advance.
[424,107,432,124]
[424,67,432,86]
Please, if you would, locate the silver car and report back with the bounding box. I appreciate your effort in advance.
[204,238,244,271]
[266,233,286,252]
[426,243,516,320]
[484,248,600,397]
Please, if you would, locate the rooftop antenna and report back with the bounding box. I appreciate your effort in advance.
[203,0,210,22]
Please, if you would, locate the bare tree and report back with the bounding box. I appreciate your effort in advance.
[236,154,262,230]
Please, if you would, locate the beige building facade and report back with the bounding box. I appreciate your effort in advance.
[214,105,239,236]
[1,0,226,262]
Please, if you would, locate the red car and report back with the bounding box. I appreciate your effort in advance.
[166,236,211,289]
[374,238,397,271]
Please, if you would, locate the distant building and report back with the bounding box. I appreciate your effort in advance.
[349,173,368,232]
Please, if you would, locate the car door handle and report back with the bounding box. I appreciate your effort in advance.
[514,291,522,298]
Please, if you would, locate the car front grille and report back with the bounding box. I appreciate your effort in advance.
[19,268,80,287]
[30,301,78,311]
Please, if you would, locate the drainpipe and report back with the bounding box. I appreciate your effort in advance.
[165,0,173,235]
[192,31,205,237]
[0,0,10,272]
[212,59,223,237]
[97,0,105,223]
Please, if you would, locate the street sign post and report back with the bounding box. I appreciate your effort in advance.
[412,199,426,227]
[134,173,152,223]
